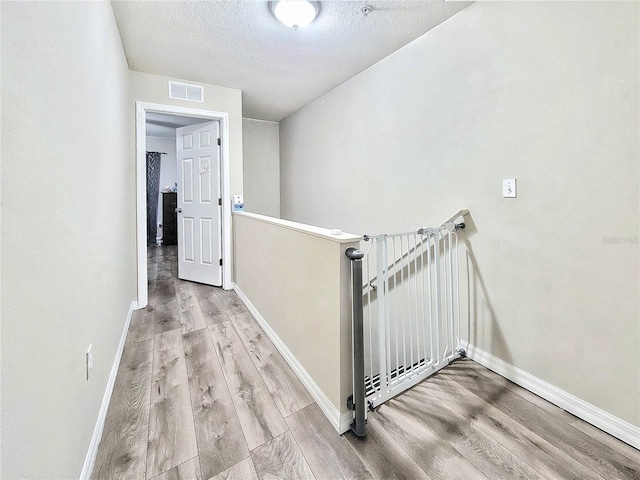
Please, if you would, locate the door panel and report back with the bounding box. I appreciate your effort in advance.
[199,156,212,203]
[183,133,193,150]
[200,218,214,265]
[199,130,211,148]
[183,216,196,263]
[182,158,194,202]
[176,121,222,286]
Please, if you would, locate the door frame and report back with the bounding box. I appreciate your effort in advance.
[135,101,231,308]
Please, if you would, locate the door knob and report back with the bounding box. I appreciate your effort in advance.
[176,208,182,213]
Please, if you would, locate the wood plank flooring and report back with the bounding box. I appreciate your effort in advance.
[210,321,288,450]
[182,328,249,479]
[93,246,640,480]
[92,339,153,479]
[147,329,199,478]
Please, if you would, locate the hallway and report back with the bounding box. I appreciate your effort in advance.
[92,247,640,480]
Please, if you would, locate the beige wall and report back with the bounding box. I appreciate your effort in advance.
[280,2,639,426]
[1,2,135,478]
[234,213,359,420]
[129,71,244,197]
[242,118,280,217]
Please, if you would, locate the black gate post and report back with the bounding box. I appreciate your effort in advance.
[345,247,366,437]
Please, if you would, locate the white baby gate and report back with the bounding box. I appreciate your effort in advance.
[361,221,465,408]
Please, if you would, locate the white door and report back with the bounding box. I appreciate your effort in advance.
[176,121,222,286]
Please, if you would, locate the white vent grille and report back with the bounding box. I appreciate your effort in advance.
[168,81,204,102]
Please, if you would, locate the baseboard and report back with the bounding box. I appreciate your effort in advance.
[462,342,640,450]
[339,411,355,434]
[80,300,138,479]
[233,284,351,434]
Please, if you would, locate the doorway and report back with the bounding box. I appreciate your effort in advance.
[136,102,232,308]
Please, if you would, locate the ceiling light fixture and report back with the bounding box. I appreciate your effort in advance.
[270,1,319,30]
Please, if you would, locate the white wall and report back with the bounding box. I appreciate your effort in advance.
[1,2,135,478]
[242,118,280,217]
[280,2,639,427]
[130,71,244,198]
[147,135,178,238]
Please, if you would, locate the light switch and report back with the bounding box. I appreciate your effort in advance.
[503,179,517,198]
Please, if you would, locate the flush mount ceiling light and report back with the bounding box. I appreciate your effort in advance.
[269,1,320,30]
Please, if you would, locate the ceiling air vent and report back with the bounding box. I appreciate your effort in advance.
[168,81,204,102]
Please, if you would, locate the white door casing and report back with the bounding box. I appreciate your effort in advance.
[176,121,222,286]
[135,102,232,308]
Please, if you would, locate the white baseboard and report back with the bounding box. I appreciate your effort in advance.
[80,300,138,479]
[462,342,640,450]
[233,284,352,434]
[339,411,355,434]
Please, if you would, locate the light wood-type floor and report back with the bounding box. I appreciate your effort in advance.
[93,246,640,480]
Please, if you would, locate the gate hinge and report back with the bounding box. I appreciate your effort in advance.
[217,138,221,146]
[218,198,222,206]
[219,258,223,266]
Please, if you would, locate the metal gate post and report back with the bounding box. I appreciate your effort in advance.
[345,247,367,437]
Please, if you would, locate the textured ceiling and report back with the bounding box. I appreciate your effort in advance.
[112,1,472,121]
